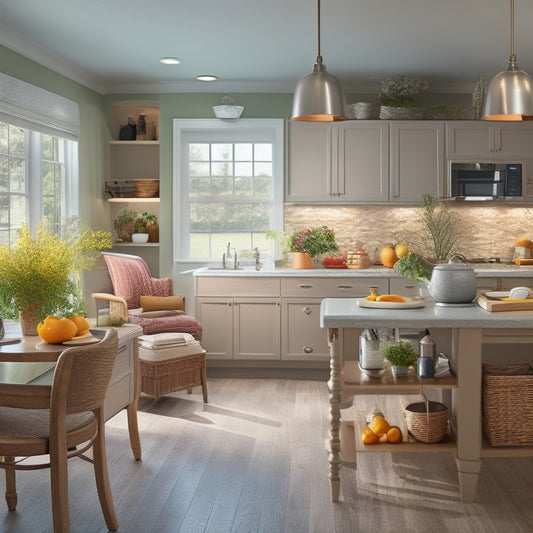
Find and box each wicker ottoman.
[138,335,208,402]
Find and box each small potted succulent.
[132,216,149,243]
[379,341,419,376]
[141,212,159,243]
[379,75,429,119]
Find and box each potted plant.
[113,208,137,242]
[379,341,419,376]
[132,216,149,243]
[141,212,159,243]
[289,226,339,269]
[379,75,429,119]
[0,218,113,334]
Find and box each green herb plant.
[379,341,419,367]
[289,226,339,258]
[379,75,429,108]
[394,253,435,284]
[420,194,458,261]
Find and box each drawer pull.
[298,284,314,289]
[303,306,312,315]
[303,346,314,354]
[337,285,354,290]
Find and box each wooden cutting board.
[477,294,533,312]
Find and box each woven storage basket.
[482,363,533,447]
[404,401,448,443]
[379,106,425,120]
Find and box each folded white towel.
[138,332,195,348]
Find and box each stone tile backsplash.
[284,204,533,263]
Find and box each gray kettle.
[428,263,477,304]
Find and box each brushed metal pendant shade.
[483,0,533,121]
[291,0,347,121]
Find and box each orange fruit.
[368,415,391,437]
[379,433,388,443]
[67,314,90,336]
[386,426,403,443]
[362,426,379,445]
[380,246,398,268]
[37,315,78,344]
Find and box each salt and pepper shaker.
[418,330,436,378]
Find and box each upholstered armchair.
[95,252,202,340]
[94,252,207,402]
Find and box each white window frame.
[172,118,284,263]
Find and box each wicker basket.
[404,401,448,443]
[482,363,533,447]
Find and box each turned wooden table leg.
[127,339,142,461]
[327,327,342,502]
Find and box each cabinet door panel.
[196,297,233,359]
[282,298,330,360]
[340,122,389,202]
[390,122,445,202]
[287,121,332,202]
[233,298,280,360]
[499,125,533,157]
[446,122,491,159]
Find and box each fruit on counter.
[66,314,90,336]
[380,246,398,268]
[376,294,406,303]
[394,243,409,258]
[37,315,78,344]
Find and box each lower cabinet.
[195,275,390,363]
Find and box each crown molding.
[0,23,106,94]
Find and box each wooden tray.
[514,258,533,265]
[477,294,533,312]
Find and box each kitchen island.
[320,298,533,503]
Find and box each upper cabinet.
[287,121,388,203]
[446,121,533,160]
[389,122,445,202]
[287,120,444,204]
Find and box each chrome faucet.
[253,247,262,271]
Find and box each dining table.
[0,322,144,460]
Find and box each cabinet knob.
[303,306,312,315]
[303,346,313,354]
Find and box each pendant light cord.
[317,0,321,59]
[510,0,515,56]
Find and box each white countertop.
[192,264,533,278]
[320,298,533,329]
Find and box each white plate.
[358,298,425,309]
[62,334,100,346]
[483,291,510,299]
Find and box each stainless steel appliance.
[448,162,522,200]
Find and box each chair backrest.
[103,252,172,309]
[50,328,119,414]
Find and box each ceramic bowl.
[132,233,149,243]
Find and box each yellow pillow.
[140,295,185,312]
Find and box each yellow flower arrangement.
[0,217,113,321]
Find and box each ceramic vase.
[19,303,41,336]
[292,252,314,269]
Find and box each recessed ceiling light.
[196,75,218,82]
[160,57,181,65]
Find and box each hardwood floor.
[2,376,533,532]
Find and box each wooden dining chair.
[0,328,120,532]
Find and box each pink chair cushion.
[128,308,202,335]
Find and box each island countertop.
[319,297,533,330]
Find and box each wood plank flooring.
[2,376,533,532]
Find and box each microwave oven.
[448,162,523,200]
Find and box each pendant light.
[291,0,347,121]
[483,0,533,121]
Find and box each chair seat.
[128,308,202,337]
[0,407,95,456]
